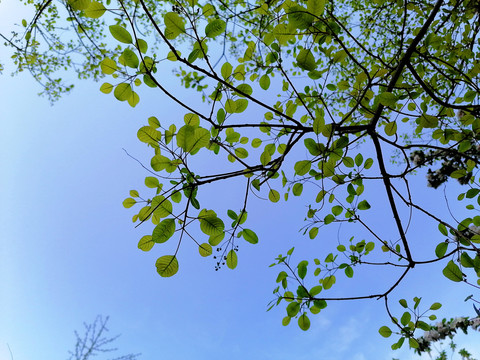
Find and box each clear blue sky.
[1,1,480,360]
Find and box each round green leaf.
[100,58,117,75]
[198,243,212,257]
[377,92,398,107]
[384,121,397,136]
[152,218,176,243]
[84,1,106,18]
[114,83,133,101]
[199,216,225,236]
[100,82,114,94]
[122,48,139,68]
[259,74,270,90]
[435,242,448,258]
[322,275,336,289]
[137,126,161,145]
[294,160,311,176]
[164,12,185,36]
[205,19,226,38]
[378,326,392,338]
[122,197,136,208]
[155,255,179,277]
[298,313,311,331]
[109,25,132,44]
[68,0,91,11]
[286,301,300,317]
[138,235,154,251]
[296,49,316,71]
[268,189,280,203]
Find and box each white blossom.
[451,317,467,329]
[469,317,480,330]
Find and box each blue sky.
[1,1,480,359]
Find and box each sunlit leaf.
[155,255,179,277]
[109,25,132,44]
[226,249,237,269]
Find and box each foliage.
[3,0,480,354]
[68,315,139,360]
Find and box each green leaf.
[199,215,225,236]
[109,25,132,44]
[205,19,226,38]
[155,255,179,277]
[84,1,106,18]
[152,218,176,243]
[137,126,161,146]
[435,242,448,258]
[286,301,300,317]
[114,83,133,102]
[128,91,140,108]
[164,12,185,35]
[417,321,430,331]
[438,223,448,236]
[235,83,253,97]
[399,299,408,308]
[409,338,419,349]
[221,62,232,79]
[135,39,148,54]
[198,243,212,257]
[176,125,196,152]
[304,138,321,156]
[307,0,325,16]
[385,121,397,136]
[322,275,335,289]
[287,5,313,29]
[242,229,258,244]
[226,249,238,269]
[259,75,270,90]
[377,92,398,107]
[442,260,463,282]
[145,176,159,188]
[364,158,374,169]
[292,183,303,196]
[294,160,311,176]
[68,0,91,11]
[122,48,139,68]
[138,235,154,251]
[282,316,291,326]
[268,189,280,203]
[430,302,442,310]
[122,198,136,208]
[298,313,311,331]
[418,114,439,128]
[130,190,139,197]
[209,232,224,246]
[460,252,475,268]
[357,200,371,210]
[400,311,411,326]
[344,266,353,278]
[313,116,324,135]
[297,260,308,279]
[100,82,114,94]
[100,58,117,75]
[296,49,316,71]
[378,326,392,338]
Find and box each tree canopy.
[3,0,480,354]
